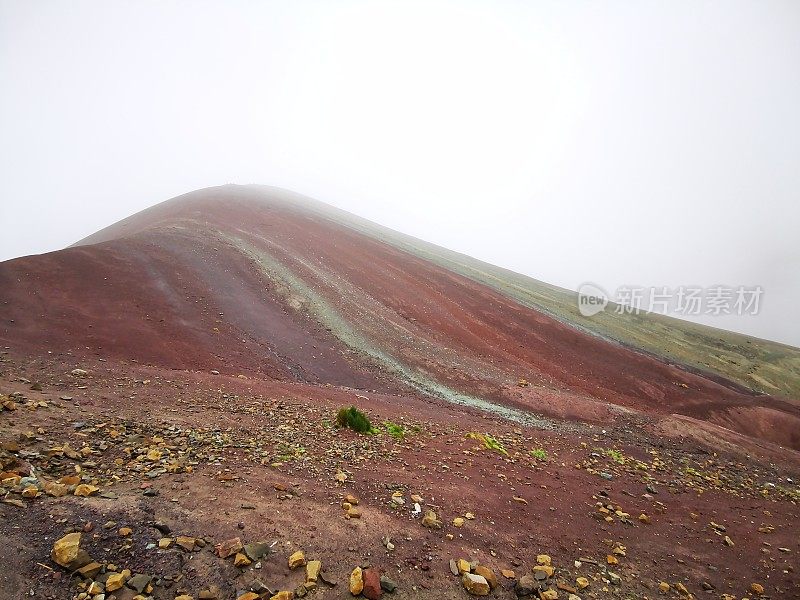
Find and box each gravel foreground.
[1,351,798,600]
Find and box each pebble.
[288,550,306,569]
[350,567,364,595]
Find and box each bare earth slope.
[0,185,798,600]
[1,185,798,447]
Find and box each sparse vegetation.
[383,421,406,440]
[274,442,306,462]
[467,432,509,456]
[335,406,373,433]
[606,449,626,464]
[530,448,548,461]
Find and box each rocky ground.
[1,350,799,600]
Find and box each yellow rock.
[606,554,618,565]
[237,593,260,600]
[1,474,22,487]
[344,493,359,505]
[306,559,321,582]
[234,552,252,567]
[658,581,671,593]
[175,596,194,600]
[341,501,352,510]
[288,550,306,569]
[176,536,196,551]
[453,517,465,527]
[501,569,515,579]
[269,592,292,600]
[540,590,558,600]
[158,538,172,549]
[422,510,442,529]
[77,561,102,579]
[74,484,98,497]
[462,573,491,596]
[119,527,132,536]
[146,449,162,461]
[639,513,651,524]
[750,583,764,595]
[537,554,552,566]
[44,482,69,497]
[675,582,691,596]
[473,565,497,589]
[347,507,361,518]
[350,567,364,595]
[576,577,590,589]
[105,572,127,592]
[21,486,38,498]
[51,532,82,567]
[458,558,471,574]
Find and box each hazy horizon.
[1,1,798,346]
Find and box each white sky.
[1,1,799,346]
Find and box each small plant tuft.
[530,448,548,461]
[336,406,373,434]
[383,421,406,440]
[467,432,509,456]
[606,449,626,464]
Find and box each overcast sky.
[1,1,798,346]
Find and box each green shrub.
[336,406,372,433]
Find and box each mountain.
[2,184,800,599]
[1,184,798,448]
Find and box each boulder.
[462,573,491,596]
[51,532,91,569]
[473,565,497,589]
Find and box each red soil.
[1,185,798,450]
[1,186,799,599]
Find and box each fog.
[1,1,798,346]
